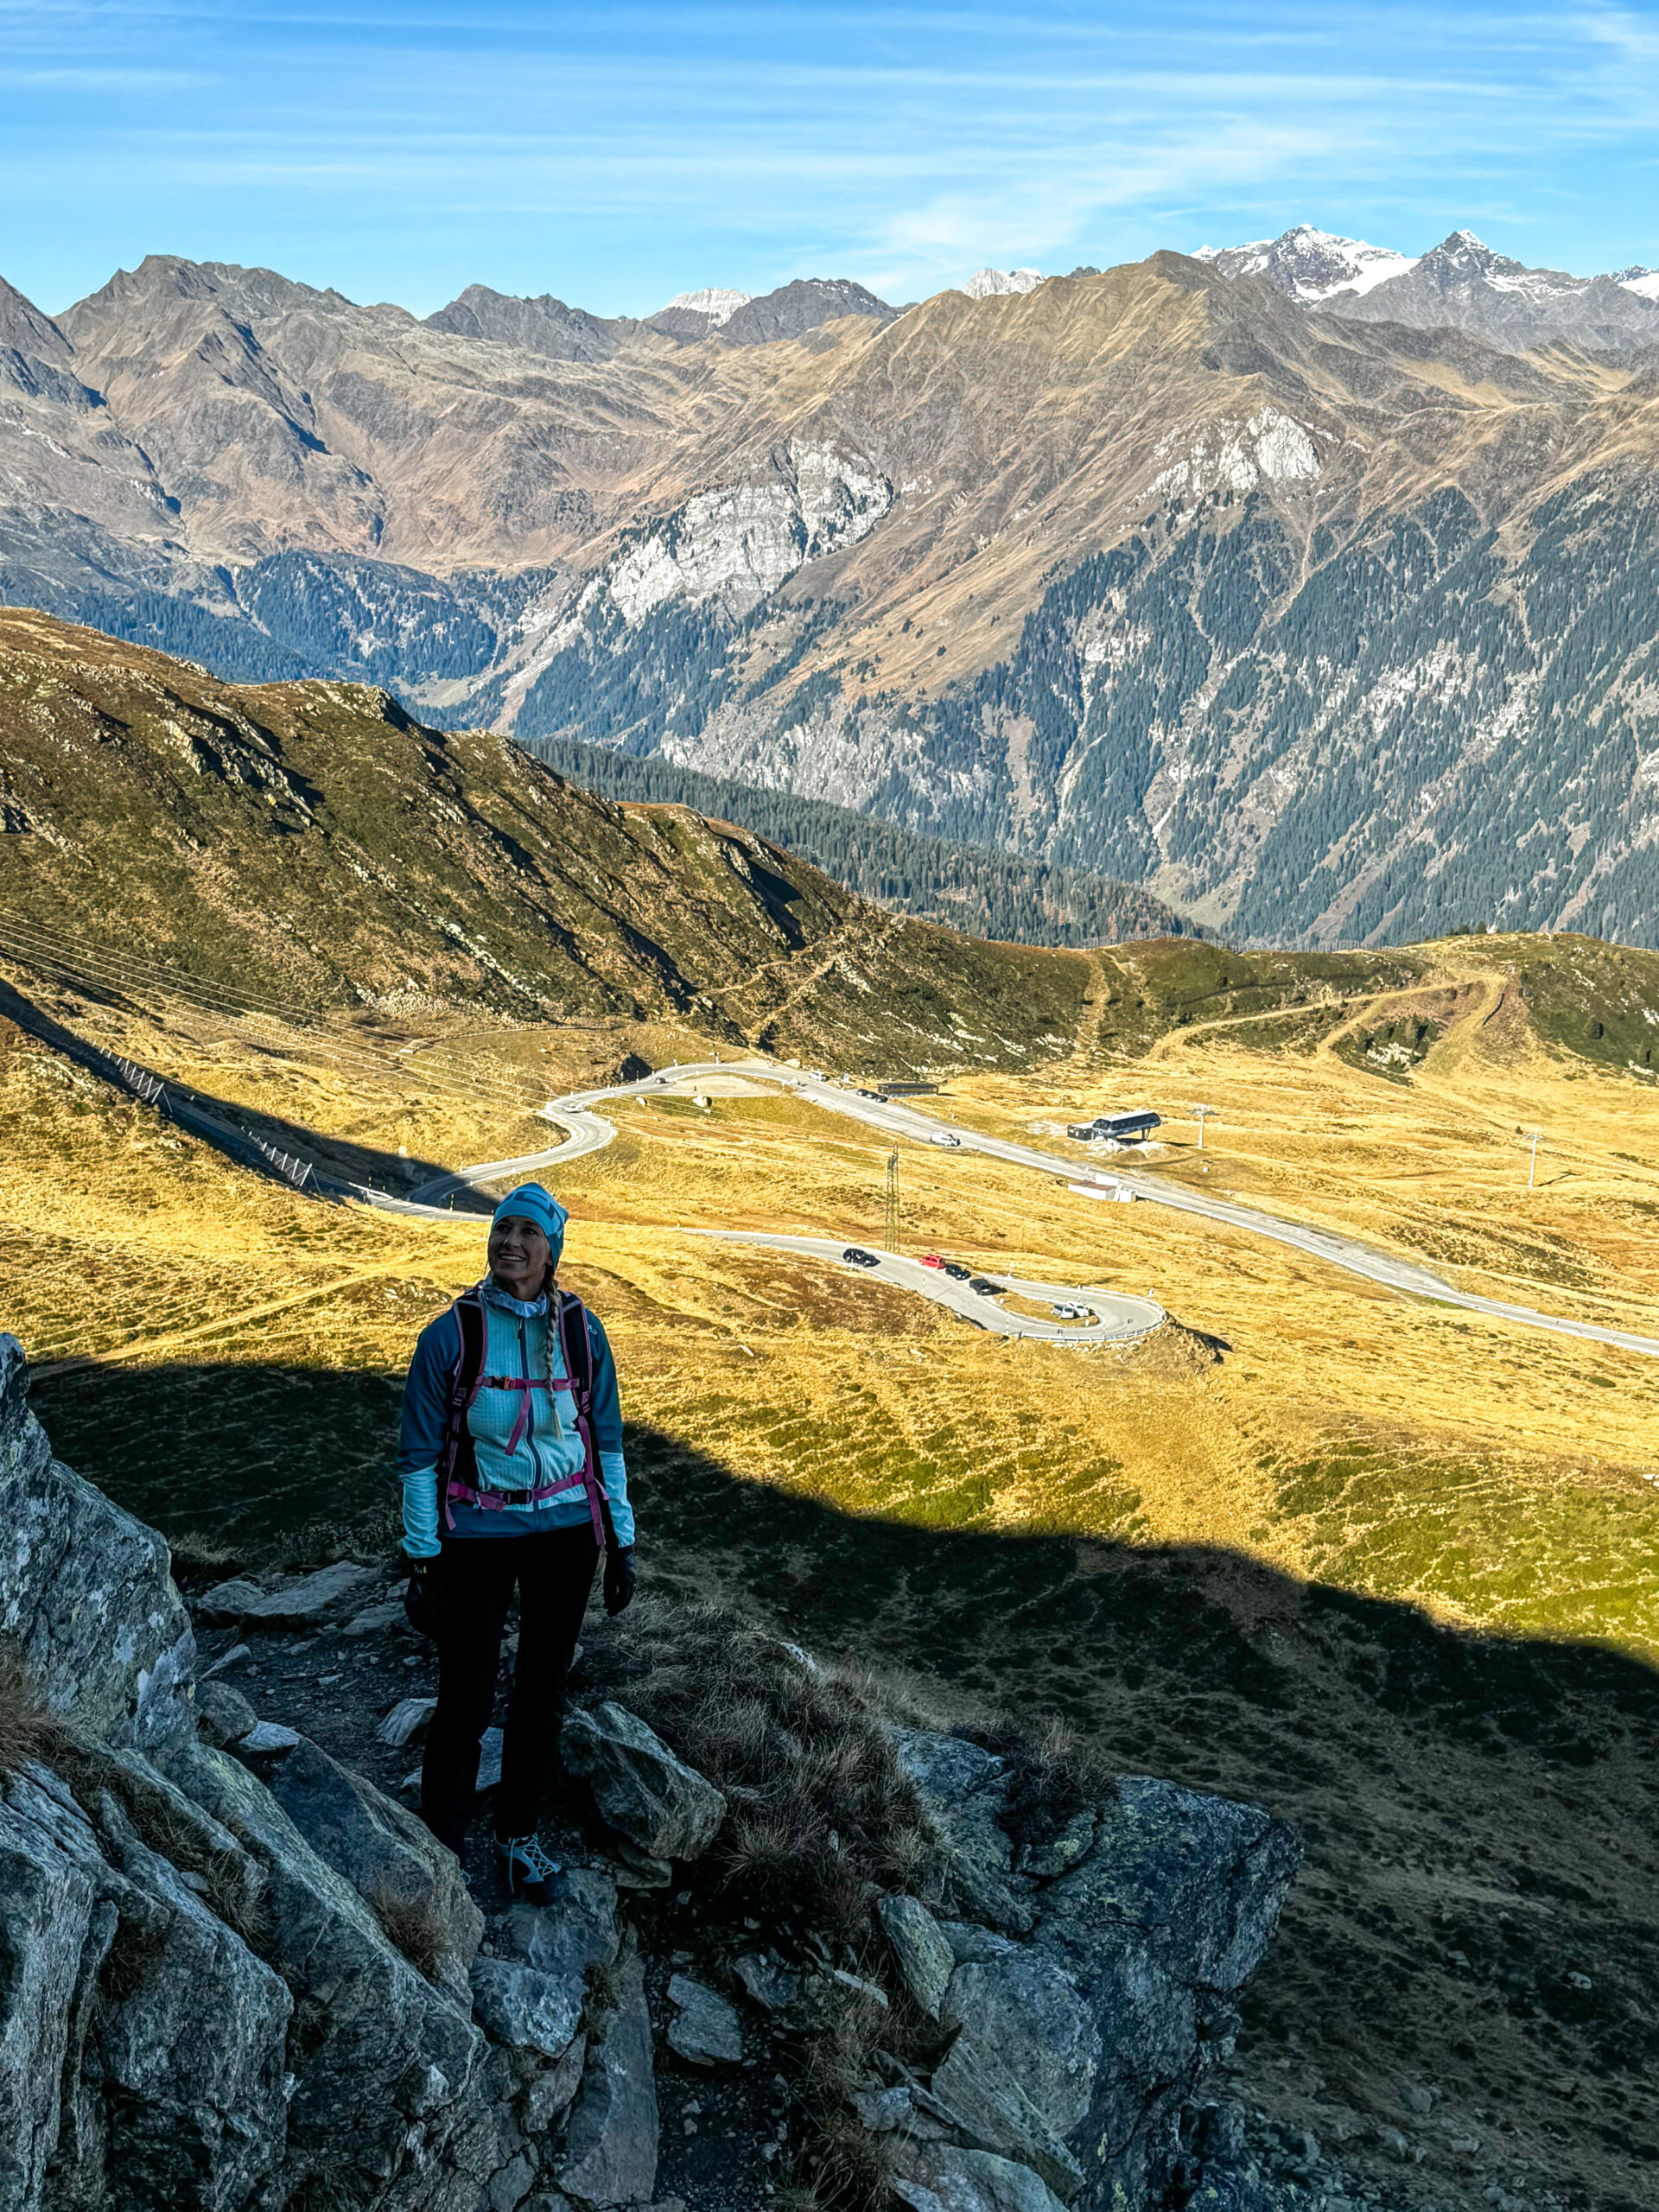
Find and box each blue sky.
[3,2,1658,317]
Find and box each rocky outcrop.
[0,1334,1302,2210]
[0,1336,193,1753]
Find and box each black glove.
[404,1559,442,1637]
[603,1545,637,1617]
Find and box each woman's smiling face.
[487,1213,552,1300]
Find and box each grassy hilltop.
[3,619,1659,2211]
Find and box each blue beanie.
[492,1183,568,1262]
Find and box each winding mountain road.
[404,1056,1659,1361]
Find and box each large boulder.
[159,1740,488,2202]
[561,1701,726,1860]
[0,1336,194,1751]
[877,1892,957,2018]
[0,1759,292,2212]
[1033,1777,1301,2209]
[263,1732,483,1972]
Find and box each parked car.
[919,1254,944,1270]
[969,1276,1004,1297]
[1051,1302,1085,1319]
[941,1262,970,1281]
[842,1246,881,1268]
[929,1131,962,1147]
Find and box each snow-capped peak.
[963,267,1044,299]
[1613,265,1659,301]
[1193,224,1416,303]
[657,288,751,325]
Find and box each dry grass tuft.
[0,1639,55,1777]
[365,1885,449,1979]
[583,1598,932,1948]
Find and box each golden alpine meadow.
[3,617,1658,2211]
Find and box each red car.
[919,1254,945,1270]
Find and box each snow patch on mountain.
[963,268,1044,299]
[1614,266,1659,301]
[1150,409,1320,498]
[657,288,751,325]
[1194,225,1415,302]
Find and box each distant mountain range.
[3,231,1658,951]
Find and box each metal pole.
[884,1151,899,1254]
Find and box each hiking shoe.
[494,1831,559,1904]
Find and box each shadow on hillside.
[24,1354,1659,2205]
[0,973,491,1208]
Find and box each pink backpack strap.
[557,1290,612,1553]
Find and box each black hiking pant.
[420,1525,599,1853]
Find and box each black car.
[940,1262,971,1281]
[842,1246,881,1268]
[969,1276,1005,1297]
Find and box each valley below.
[3,620,1658,2212]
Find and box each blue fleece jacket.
[395,1281,632,1557]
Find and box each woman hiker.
[395,1182,636,1901]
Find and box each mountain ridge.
[3,240,1659,950]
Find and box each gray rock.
[562,1700,727,1860]
[0,1759,291,2212]
[238,1719,302,1754]
[197,1560,373,1627]
[200,1641,250,1678]
[158,1740,486,2196]
[521,2033,587,2133]
[471,1956,586,2060]
[733,1950,800,2012]
[1020,1812,1096,1880]
[888,1728,1034,1934]
[1040,1777,1302,1992]
[194,1675,257,1748]
[478,1724,505,1793]
[502,1864,620,1982]
[939,1952,1101,2139]
[343,1598,410,1637]
[929,2034,1086,2199]
[379,1694,438,1748]
[557,1942,658,2205]
[474,1865,620,2063]
[894,2146,1071,2212]
[80,1783,295,2209]
[877,1893,956,2017]
[1024,1777,1301,2211]
[264,1732,484,1967]
[938,1920,1022,1966]
[666,1974,744,2064]
[731,1950,836,2031]
[0,1335,194,1751]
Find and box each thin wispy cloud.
[2,1,1656,314]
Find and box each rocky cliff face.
[0,1332,1303,2212]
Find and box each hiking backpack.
[434,1286,613,1548]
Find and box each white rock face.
[1150,408,1320,498]
[656,288,750,324]
[963,269,1044,299]
[1194,225,1415,302]
[1613,266,1659,300]
[606,439,892,624]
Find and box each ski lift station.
[1067,1110,1163,1144]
